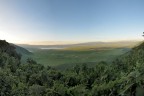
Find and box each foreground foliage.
[0,40,144,96]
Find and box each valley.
[30,48,129,69]
[18,41,139,69]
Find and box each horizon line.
[11,39,143,45]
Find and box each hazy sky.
[0,0,144,44]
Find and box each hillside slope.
[13,44,32,63]
[109,42,144,96]
[0,40,31,64]
[12,44,31,55]
[0,40,21,71]
[115,42,144,72]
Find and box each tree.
[29,84,46,96]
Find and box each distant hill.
[18,41,141,51]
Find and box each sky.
[0,0,144,44]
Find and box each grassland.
[29,47,130,69]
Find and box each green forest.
[0,40,144,96]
